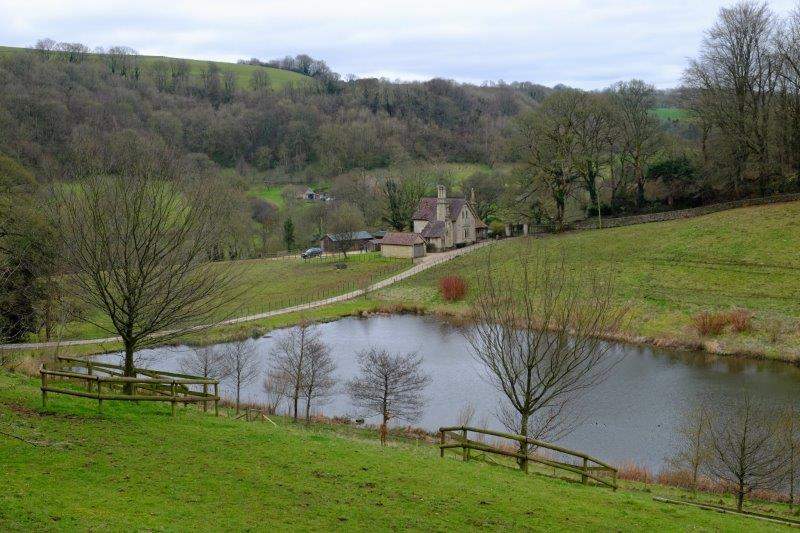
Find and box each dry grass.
[439,275,468,302]
[726,308,753,332]
[692,311,730,336]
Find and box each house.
[412,185,487,251]
[320,231,375,253]
[380,232,427,259]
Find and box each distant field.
[378,201,800,360]
[248,184,285,207]
[650,107,692,121]
[0,45,312,90]
[50,253,405,341]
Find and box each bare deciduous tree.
[263,368,291,415]
[346,348,430,445]
[180,346,228,380]
[463,247,626,467]
[269,321,332,422]
[326,201,365,260]
[55,175,243,393]
[669,403,713,493]
[704,395,787,511]
[222,339,260,415]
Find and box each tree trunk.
[235,380,241,415]
[380,412,388,446]
[737,486,744,512]
[518,413,529,472]
[305,396,311,424]
[123,341,135,394]
[292,392,299,422]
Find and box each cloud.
[0,0,797,88]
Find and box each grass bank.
[0,371,786,531]
[50,253,406,341]
[376,201,800,362]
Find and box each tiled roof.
[420,220,446,238]
[381,232,426,246]
[412,197,467,222]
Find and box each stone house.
[380,232,427,259]
[412,185,487,251]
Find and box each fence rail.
[40,356,220,416]
[438,425,618,490]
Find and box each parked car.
[301,247,323,259]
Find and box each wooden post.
[87,361,93,392]
[41,366,48,408]
[462,428,469,462]
[97,380,103,414]
[170,380,176,417]
[439,430,445,458]
[202,383,208,412]
[612,470,618,491]
[214,383,219,417]
[581,457,588,485]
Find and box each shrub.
[617,461,653,483]
[439,275,467,302]
[725,308,753,333]
[692,311,728,336]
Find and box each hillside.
[377,200,800,361]
[0,370,781,531]
[0,45,312,89]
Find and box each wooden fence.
[438,426,618,490]
[40,356,220,416]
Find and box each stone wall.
[568,193,800,231]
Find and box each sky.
[1,0,797,89]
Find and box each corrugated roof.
[326,231,373,242]
[381,232,425,246]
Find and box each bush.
[692,311,728,336]
[439,275,467,302]
[725,308,753,333]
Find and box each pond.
[111,314,800,471]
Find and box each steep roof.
[420,220,446,238]
[381,232,425,246]
[412,197,467,222]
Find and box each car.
[301,247,323,259]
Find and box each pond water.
[110,315,800,471]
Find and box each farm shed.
[380,232,426,259]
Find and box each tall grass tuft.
[439,275,467,302]
[692,311,728,336]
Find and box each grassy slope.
[378,201,800,360]
[0,45,311,90]
[247,184,285,207]
[0,371,780,531]
[56,253,406,341]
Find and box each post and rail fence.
[40,356,220,416]
[438,426,618,490]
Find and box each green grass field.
[0,46,312,90]
[52,253,405,341]
[247,184,286,207]
[0,370,785,531]
[377,201,800,361]
[650,107,692,121]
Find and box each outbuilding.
[380,232,427,259]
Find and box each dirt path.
[0,240,496,350]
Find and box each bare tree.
[609,79,661,208]
[222,339,260,414]
[54,175,243,393]
[180,346,228,380]
[300,338,336,423]
[346,348,430,445]
[463,247,626,467]
[669,403,713,493]
[704,395,787,511]
[269,320,329,422]
[781,404,800,509]
[263,368,291,415]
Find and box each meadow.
[0,370,785,531]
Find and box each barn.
[380,232,427,259]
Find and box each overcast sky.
[1,0,797,89]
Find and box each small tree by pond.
[269,320,334,422]
[463,247,626,467]
[668,403,713,494]
[222,339,260,415]
[180,346,229,381]
[346,348,430,445]
[704,395,787,512]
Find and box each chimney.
[470,187,476,205]
[436,185,447,222]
